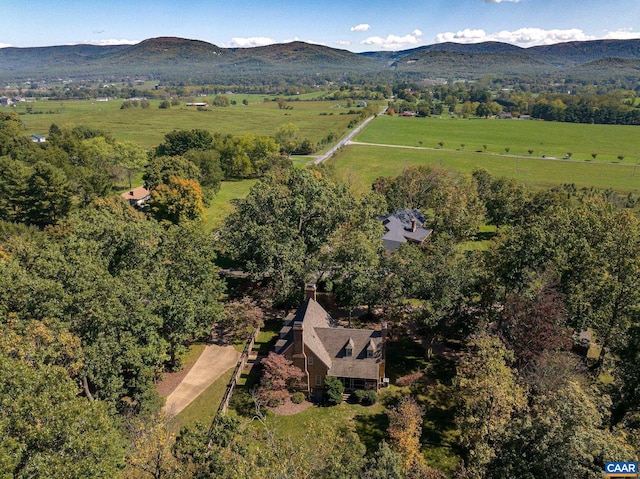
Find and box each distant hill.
[1,36,640,84]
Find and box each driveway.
[162,344,240,416]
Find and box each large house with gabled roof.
[275,284,387,398]
[380,208,433,252]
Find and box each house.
[275,284,387,398]
[0,96,13,107]
[120,186,151,208]
[380,209,433,252]
[30,134,46,143]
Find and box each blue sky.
[1,0,639,51]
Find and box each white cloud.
[0,43,12,48]
[78,39,139,46]
[361,29,423,50]
[223,36,276,48]
[603,29,640,40]
[335,40,351,46]
[485,0,521,3]
[435,27,600,47]
[351,23,371,32]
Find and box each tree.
[362,441,403,479]
[324,375,344,405]
[155,129,214,157]
[152,223,226,369]
[387,395,425,474]
[114,141,148,189]
[222,167,355,304]
[149,176,205,224]
[23,161,72,227]
[143,155,201,190]
[323,223,384,320]
[222,296,264,342]
[0,356,124,478]
[454,332,526,477]
[274,123,300,158]
[498,285,572,369]
[489,352,635,479]
[259,352,305,406]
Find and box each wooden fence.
[215,327,260,418]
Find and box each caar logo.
[605,462,638,478]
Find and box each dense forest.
[0,105,639,478]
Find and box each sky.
[1,0,639,52]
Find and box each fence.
[214,327,260,419]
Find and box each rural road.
[312,107,387,165]
[162,344,239,416]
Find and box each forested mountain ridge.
[1,36,640,83]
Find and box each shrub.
[324,376,344,405]
[291,392,305,404]
[361,390,378,406]
[352,389,366,404]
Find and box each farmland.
[12,95,380,150]
[355,114,640,165]
[321,114,640,195]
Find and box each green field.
[204,179,257,230]
[356,115,640,164]
[328,144,640,194]
[13,97,380,150]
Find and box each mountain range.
[1,36,640,84]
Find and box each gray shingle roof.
[381,208,433,252]
[276,298,384,380]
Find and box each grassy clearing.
[356,115,640,164]
[328,144,640,195]
[203,179,257,231]
[15,98,381,150]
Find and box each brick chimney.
[411,218,417,232]
[305,283,317,302]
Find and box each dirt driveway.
[162,344,240,416]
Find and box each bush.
[361,390,378,406]
[324,376,344,405]
[352,389,366,404]
[351,389,378,405]
[291,392,305,404]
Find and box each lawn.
[328,143,640,195]
[15,98,382,150]
[356,114,640,164]
[203,179,257,230]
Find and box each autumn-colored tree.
[259,352,305,406]
[499,285,572,369]
[125,412,181,479]
[149,176,205,224]
[387,395,425,473]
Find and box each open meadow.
[356,114,640,164]
[328,143,640,194]
[13,95,380,150]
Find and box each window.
[308,356,313,366]
[367,349,374,358]
[345,348,352,357]
[315,374,322,386]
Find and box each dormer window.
[366,339,376,358]
[345,338,354,357]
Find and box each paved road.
[311,107,387,165]
[162,344,240,416]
